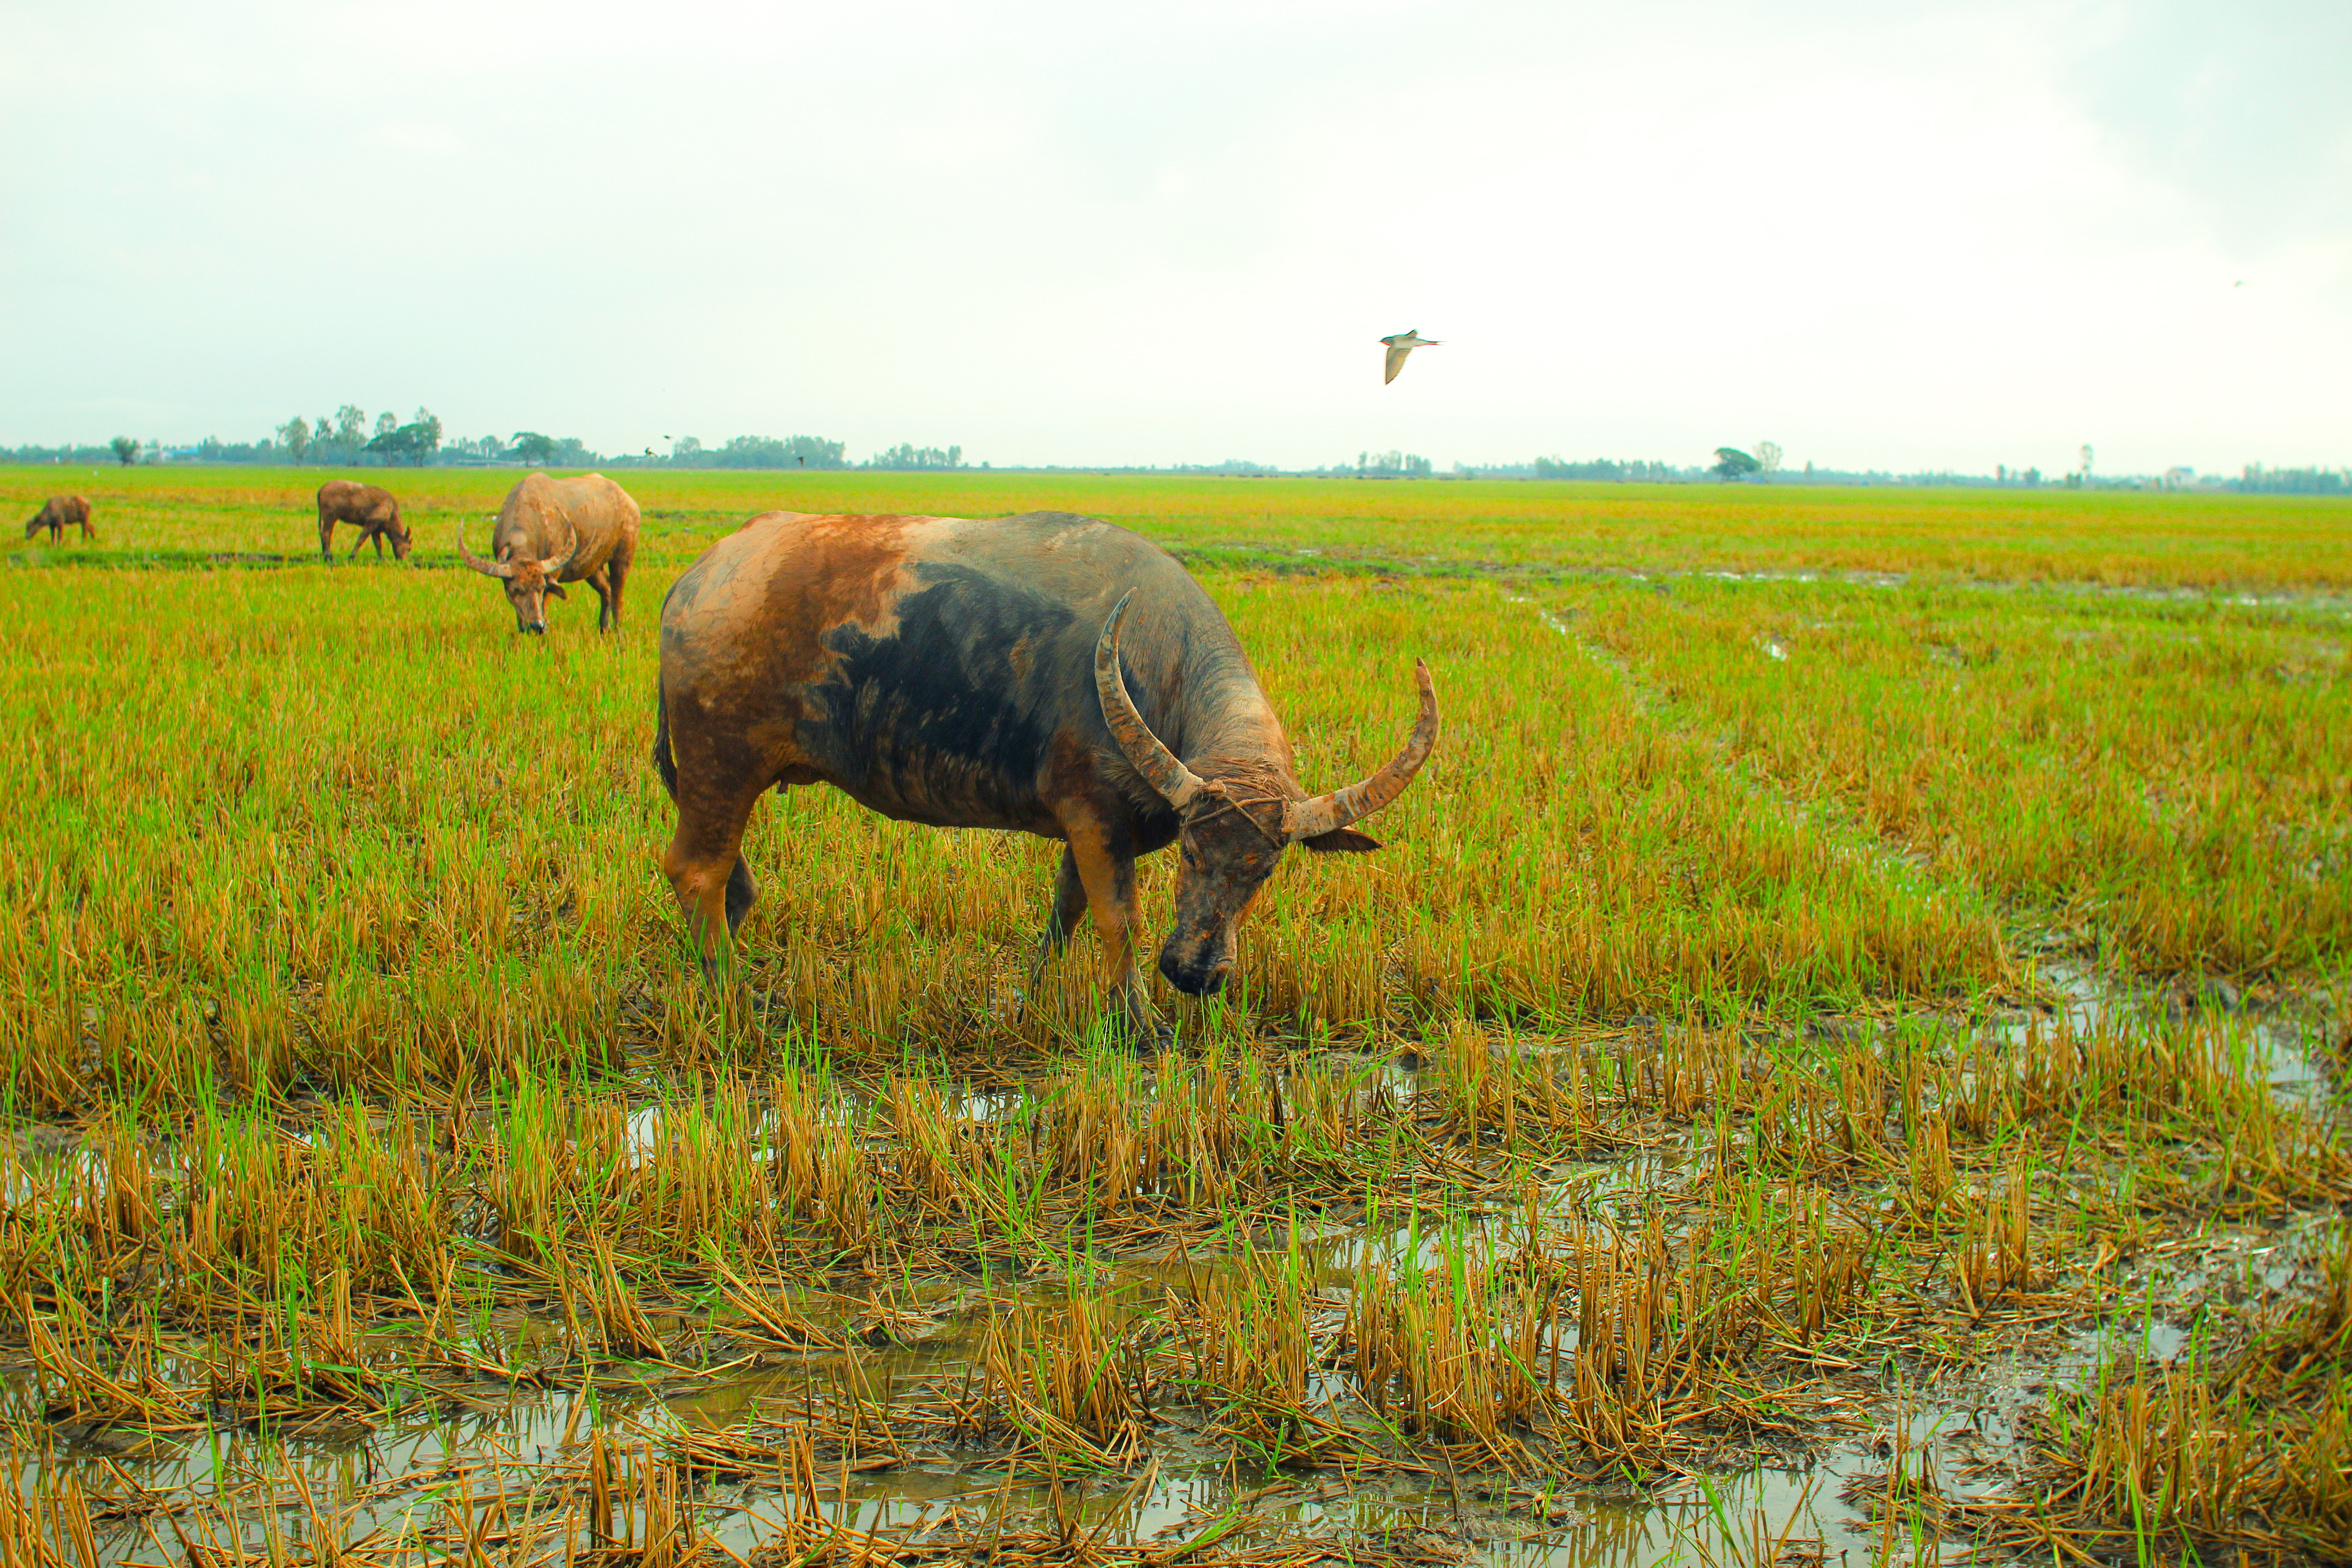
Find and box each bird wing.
[1384,342,1412,383]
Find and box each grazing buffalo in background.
[23,495,95,543]
[457,472,640,634]
[652,510,1439,1029]
[315,480,409,562]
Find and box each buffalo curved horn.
[1095,591,1207,809]
[1281,659,1440,841]
[455,526,516,578]
[539,515,580,576]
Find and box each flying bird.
[1381,329,1440,385]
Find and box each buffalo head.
[1095,592,1439,998]
[456,519,578,633]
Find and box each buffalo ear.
[1299,828,1383,854]
[544,582,567,599]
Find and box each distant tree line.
[657,436,968,471]
[1175,459,1284,476]
[2,422,2340,490]
[1352,450,1434,478]
[865,443,964,470]
[1534,457,1686,481]
[1450,456,1694,480]
[0,424,982,471]
[490,432,600,467]
[274,407,447,466]
[2236,465,2348,495]
[668,435,845,469]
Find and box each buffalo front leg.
[662,783,767,979]
[583,567,615,632]
[318,517,336,563]
[1036,845,1088,961]
[1058,811,1162,1040]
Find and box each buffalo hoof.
[694,952,746,991]
[1107,996,1173,1055]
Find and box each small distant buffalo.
[23,495,96,543]
[456,472,640,634]
[316,481,409,561]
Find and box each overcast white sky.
[2,0,2347,474]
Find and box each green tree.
[1535,456,1628,480]
[373,412,398,441]
[109,436,139,466]
[1754,440,1782,473]
[277,416,311,462]
[510,431,558,465]
[714,434,845,469]
[365,419,441,465]
[1711,446,1761,480]
[334,406,368,448]
[865,442,963,470]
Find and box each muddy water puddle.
[0,1156,2019,1564]
[4,1303,1994,1568]
[5,979,2344,1563]
[0,1207,2161,1564]
[1989,960,2338,1098]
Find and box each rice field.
[1,467,2348,1567]
[12,466,2352,591]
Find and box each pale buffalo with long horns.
[652,510,1438,1029]
[456,472,640,634]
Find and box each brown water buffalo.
[316,480,408,561]
[456,472,640,634]
[23,495,95,542]
[652,510,1439,1030]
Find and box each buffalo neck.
[1169,644,1304,800]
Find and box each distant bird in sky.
[2234,280,2246,288]
[1381,329,1440,385]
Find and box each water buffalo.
[23,495,95,543]
[316,480,408,561]
[652,510,1438,1029]
[456,472,640,634]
